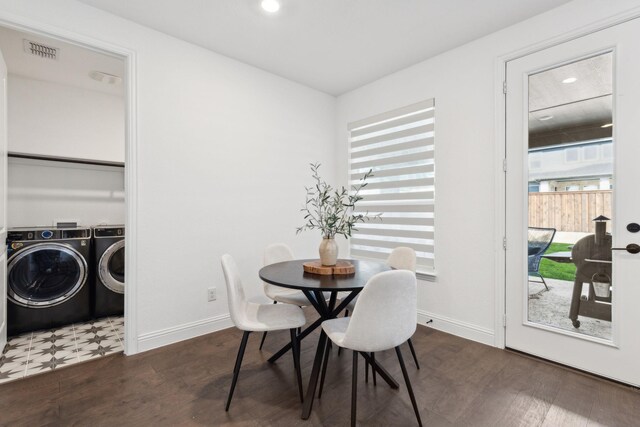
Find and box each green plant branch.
[296,163,380,239]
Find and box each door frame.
[0,13,139,355]
[493,7,640,349]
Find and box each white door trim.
[0,12,140,355]
[0,49,6,350]
[493,5,640,349]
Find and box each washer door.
[7,243,88,308]
[99,240,125,294]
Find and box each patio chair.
[528,227,556,291]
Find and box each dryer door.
[98,240,125,294]
[7,243,88,308]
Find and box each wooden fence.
[529,190,612,233]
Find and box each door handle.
[612,243,640,254]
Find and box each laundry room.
[0,25,126,383]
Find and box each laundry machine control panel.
[7,227,91,242]
[94,226,125,238]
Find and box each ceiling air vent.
[23,39,59,60]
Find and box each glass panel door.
[505,18,640,387]
[526,52,613,340]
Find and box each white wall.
[7,157,124,228]
[8,74,125,163]
[0,0,337,352]
[336,0,640,346]
[7,74,125,229]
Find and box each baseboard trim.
[136,311,494,353]
[137,314,233,353]
[417,309,495,347]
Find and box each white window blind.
[348,99,435,271]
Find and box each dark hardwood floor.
[1,316,638,426]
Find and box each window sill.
[416,270,437,282]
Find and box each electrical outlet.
[207,287,217,302]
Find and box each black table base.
[259,259,396,420]
[267,289,399,419]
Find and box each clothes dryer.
[7,227,92,336]
[92,225,124,318]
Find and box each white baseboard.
[135,311,494,354]
[417,309,495,347]
[137,314,233,353]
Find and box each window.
[565,147,579,162]
[583,145,598,160]
[348,99,435,272]
[529,153,541,170]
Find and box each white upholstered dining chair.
[258,243,309,350]
[259,243,332,350]
[221,254,306,411]
[321,270,422,426]
[386,246,417,271]
[263,243,309,306]
[344,246,420,371]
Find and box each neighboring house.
[528,138,613,192]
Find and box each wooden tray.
[303,260,355,276]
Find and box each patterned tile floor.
[0,316,124,384]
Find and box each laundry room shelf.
[8,152,125,168]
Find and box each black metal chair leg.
[351,350,358,427]
[290,328,304,403]
[318,342,332,398]
[259,301,277,350]
[338,310,349,357]
[407,338,420,369]
[395,346,423,427]
[259,332,268,350]
[371,352,377,386]
[365,358,369,383]
[225,331,251,411]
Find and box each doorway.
[504,18,640,386]
[0,20,137,382]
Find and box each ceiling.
[77,0,572,95]
[0,25,124,96]
[529,53,612,147]
[529,53,612,113]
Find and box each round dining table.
[259,258,398,420]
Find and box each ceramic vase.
[319,237,338,266]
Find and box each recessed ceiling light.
[261,0,280,13]
[601,123,613,128]
[539,115,554,121]
[562,77,578,84]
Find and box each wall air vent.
[23,39,59,60]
